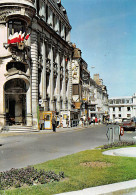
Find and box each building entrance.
[4,79,27,126]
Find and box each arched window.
[8,19,26,35]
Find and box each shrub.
[101,141,135,149]
[0,166,64,190]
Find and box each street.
[0,124,135,172]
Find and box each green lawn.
[1,148,136,195]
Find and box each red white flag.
[8,32,19,44]
[8,34,12,44]
[18,31,22,42]
[25,33,30,40]
[21,32,25,41]
[8,32,29,44]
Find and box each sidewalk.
[0,124,98,136]
[56,179,136,195]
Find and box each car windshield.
[132,117,136,122]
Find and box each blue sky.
[62,0,136,97]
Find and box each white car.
[113,118,122,124]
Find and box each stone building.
[72,46,90,120]
[109,94,136,121]
[0,0,73,129]
[89,74,109,121]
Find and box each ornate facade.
[72,46,91,119]
[89,74,109,121]
[0,0,73,129]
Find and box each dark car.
[120,117,136,131]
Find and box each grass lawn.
[1,147,136,195]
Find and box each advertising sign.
[72,60,79,84]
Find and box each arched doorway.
[4,79,28,126]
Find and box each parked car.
[113,118,122,124]
[120,117,136,131]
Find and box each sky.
[62,0,136,98]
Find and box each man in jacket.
[52,116,56,132]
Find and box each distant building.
[89,74,109,121]
[71,46,90,121]
[109,94,136,121]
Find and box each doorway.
[4,79,27,126]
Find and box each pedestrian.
[66,116,69,128]
[95,117,98,125]
[93,116,95,125]
[52,116,56,132]
[79,118,83,126]
[60,115,63,127]
[56,115,60,127]
[83,115,86,126]
[88,116,91,125]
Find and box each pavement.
[56,179,136,195]
[0,124,95,136]
[1,125,136,194]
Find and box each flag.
[8,32,19,44]
[18,31,22,42]
[25,33,30,40]
[8,34,12,44]
[21,32,25,41]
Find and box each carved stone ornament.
[0,6,35,22]
[0,7,21,22]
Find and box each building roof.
[109,96,132,99]
[49,0,71,28]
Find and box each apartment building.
[89,74,109,121]
[109,94,136,121]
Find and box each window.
[8,20,26,35]
[59,20,61,35]
[37,0,40,15]
[119,114,121,118]
[46,5,48,22]
[53,13,55,29]
[113,107,115,111]
[126,99,129,104]
[116,99,120,104]
[119,107,121,111]
[109,100,113,104]
[127,114,131,118]
[65,26,67,40]
[122,99,125,104]
[90,105,95,111]
[73,84,79,95]
[127,107,131,111]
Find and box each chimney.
[93,74,100,85]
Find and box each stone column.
[62,54,66,109]
[0,87,6,126]
[42,39,48,111]
[26,85,32,126]
[68,57,72,110]
[31,30,39,128]
[50,44,54,111]
[56,50,61,111]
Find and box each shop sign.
[74,102,81,109]
[72,61,79,84]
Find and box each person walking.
[52,116,56,132]
[95,117,98,125]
